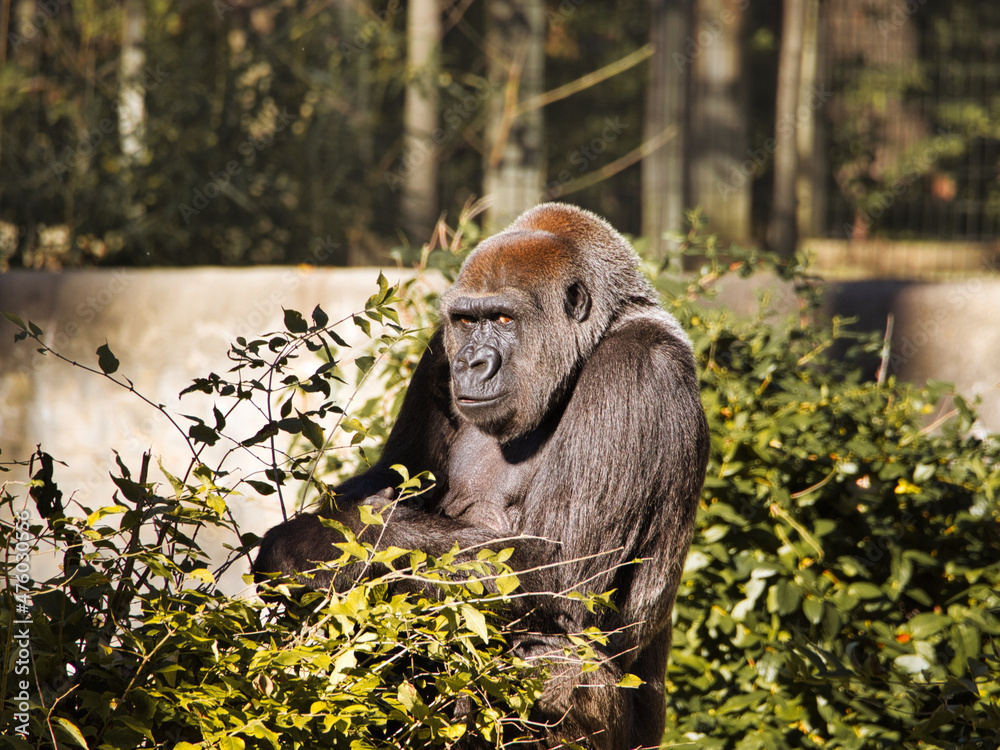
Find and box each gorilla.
[253,203,709,749]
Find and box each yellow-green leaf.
[187,568,215,585]
[460,604,489,642]
[496,573,520,596]
[86,505,127,527]
[617,673,645,688]
[52,717,89,748]
[358,503,384,526]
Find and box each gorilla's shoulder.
[572,307,700,396]
[605,307,693,354]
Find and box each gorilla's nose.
[455,344,502,383]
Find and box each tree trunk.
[642,0,692,261]
[794,0,825,239]
[118,0,147,220]
[688,0,749,244]
[119,0,147,167]
[483,0,545,231]
[401,0,441,244]
[767,0,807,255]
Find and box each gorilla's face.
[445,293,522,432]
[440,231,593,443]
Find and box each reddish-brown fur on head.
[455,230,575,295]
[452,203,659,332]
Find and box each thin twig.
[877,313,894,385]
[516,44,654,115]
[551,124,678,198]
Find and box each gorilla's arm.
[523,313,709,650]
[253,329,537,588]
[254,500,557,594]
[327,328,458,503]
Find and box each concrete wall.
[0,266,432,592]
[822,277,1000,432]
[2,268,997,589]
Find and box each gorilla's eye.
[495,314,514,325]
[457,316,476,327]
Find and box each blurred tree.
[401,0,441,243]
[794,0,825,239]
[0,0,995,268]
[483,0,545,230]
[767,0,806,255]
[118,0,148,223]
[642,0,691,259]
[688,0,751,244]
[824,0,1000,241]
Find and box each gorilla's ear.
[564,281,591,323]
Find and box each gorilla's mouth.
[455,394,506,407]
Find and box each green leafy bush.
[2,216,999,749]
[0,251,570,748]
[658,222,1000,749]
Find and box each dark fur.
[254,203,709,749]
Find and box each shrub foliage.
[2,222,999,748]
[658,225,1000,749]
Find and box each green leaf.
[617,673,644,688]
[327,328,349,347]
[358,504,384,526]
[242,421,279,447]
[848,582,884,600]
[111,474,147,504]
[187,568,215,585]
[86,505,127,527]
[115,715,154,741]
[355,355,375,375]
[904,612,951,640]
[460,604,489,642]
[207,495,226,516]
[2,311,27,330]
[298,411,324,450]
[496,573,520,596]
[96,342,119,374]
[767,578,802,615]
[398,681,420,712]
[157,459,185,498]
[283,308,308,333]
[246,479,277,496]
[51,717,89,748]
[803,596,824,625]
[353,314,371,336]
[312,304,329,328]
[189,423,220,446]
